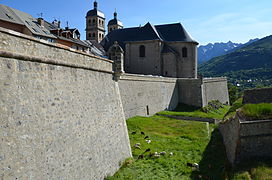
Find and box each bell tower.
[108,10,123,33]
[86,1,105,43]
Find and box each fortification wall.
[243,88,272,104]
[178,78,203,107]
[239,120,272,161]
[0,28,131,180]
[202,77,230,106]
[219,118,241,164]
[220,114,272,164]
[118,74,179,119]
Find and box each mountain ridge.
[198,39,259,64]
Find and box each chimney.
[52,20,61,28]
[37,18,44,27]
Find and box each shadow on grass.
[229,158,272,179]
[190,128,230,180]
[173,103,200,112]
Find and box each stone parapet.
[0,27,113,73]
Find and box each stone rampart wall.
[220,116,272,165]
[178,78,203,107]
[243,88,272,104]
[219,118,241,164]
[118,74,179,119]
[202,77,230,106]
[0,28,131,180]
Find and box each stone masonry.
[0,27,230,179]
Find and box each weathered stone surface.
[243,88,272,104]
[220,113,272,165]
[0,29,131,180]
[119,74,179,119]
[0,28,230,179]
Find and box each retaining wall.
[220,113,272,164]
[243,87,272,104]
[0,28,131,180]
[119,74,179,119]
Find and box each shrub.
[202,100,224,113]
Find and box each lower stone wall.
[219,118,241,164]
[243,88,272,104]
[220,116,272,165]
[0,29,131,180]
[239,120,272,161]
[202,78,230,106]
[118,74,179,119]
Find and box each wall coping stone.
[120,73,177,83]
[0,50,114,74]
[0,27,112,63]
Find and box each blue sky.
[1,0,272,45]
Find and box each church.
[86,1,198,78]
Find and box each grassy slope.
[158,104,230,120]
[107,115,228,180]
[241,103,272,120]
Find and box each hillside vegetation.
[199,35,272,90]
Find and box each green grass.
[231,160,272,180]
[106,107,272,180]
[223,98,243,120]
[241,103,272,120]
[106,115,229,180]
[158,103,230,120]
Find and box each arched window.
[182,47,188,58]
[88,33,91,38]
[92,19,96,24]
[110,28,112,32]
[92,33,95,37]
[139,45,145,57]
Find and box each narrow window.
[88,19,91,24]
[110,28,112,32]
[146,106,150,116]
[88,33,91,38]
[93,19,96,24]
[182,47,188,58]
[139,45,145,57]
[93,33,95,37]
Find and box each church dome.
[86,1,105,18]
[108,12,123,26]
[86,9,105,18]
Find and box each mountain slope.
[199,35,272,88]
[198,39,259,64]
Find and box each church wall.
[167,42,197,78]
[162,53,177,77]
[118,74,179,119]
[0,28,131,180]
[125,40,162,76]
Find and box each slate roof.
[101,22,198,51]
[0,4,56,39]
[0,4,24,25]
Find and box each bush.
[202,100,224,113]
